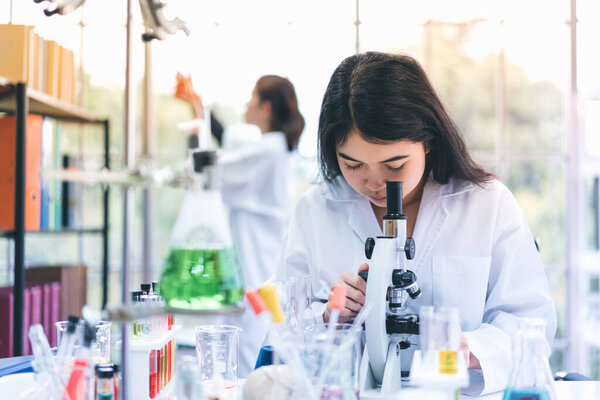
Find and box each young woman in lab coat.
[177,74,305,376]
[278,52,556,395]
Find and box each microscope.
[358,181,421,399]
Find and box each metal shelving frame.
[0,80,110,356]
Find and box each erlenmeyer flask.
[159,151,245,311]
[503,318,556,400]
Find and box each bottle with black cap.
[96,364,115,399]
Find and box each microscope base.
[359,341,404,399]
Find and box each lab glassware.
[196,325,241,391]
[300,322,361,399]
[159,186,245,311]
[96,366,115,400]
[176,355,204,400]
[56,320,112,364]
[502,318,556,400]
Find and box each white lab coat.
[278,173,556,395]
[217,130,296,377]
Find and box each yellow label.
[439,351,458,374]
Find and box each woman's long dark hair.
[255,75,305,151]
[318,52,493,185]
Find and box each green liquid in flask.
[159,247,245,310]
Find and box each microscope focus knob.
[358,270,368,282]
[404,237,415,260]
[365,237,376,259]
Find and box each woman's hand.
[460,330,481,369]
[175,72,204,118]
[324,263,369,323]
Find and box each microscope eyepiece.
[384,181,403,219]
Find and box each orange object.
[0,24,34,84]
[0,114,43,232]
[64,359,88,400]
[246,290,268,315]
[329,285,347,311]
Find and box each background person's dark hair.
[255,75,305,151]
[318,52,493,185]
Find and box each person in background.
[278,52,556,395]
[175,73,305,377]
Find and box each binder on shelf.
[0,287,14,358]
[0,114,43,232]
[61,154,77,228]
[41,283,52,345]
[50,282,60,347]
[46,40,61,98]
[0,24,33,84]
[27,285,42,356]
[40,118,54,230]
[52,121,62,229]
[58,46,75,104]
[22,286,31,356]
[25,265,87,321]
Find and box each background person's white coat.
[278,173,557,395]
[218,129,296,377]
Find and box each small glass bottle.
[176,355,204,400]
[503,318,556,400]
[436,307,460,375]
[96,366,115,400]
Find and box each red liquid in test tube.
[149,350,157,399]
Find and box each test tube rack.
[123,325,180,400]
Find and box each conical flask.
[159,154,245,311]
[503,318,557,400]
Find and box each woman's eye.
[386,164,405,173]
[344,163,363,171]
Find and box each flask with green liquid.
[159,150,245,311]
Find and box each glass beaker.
[273,275,317,332]
[503,318,556,400]
[160,181,245,311]
[196,325,241,391]
[56,320,111,364]
[299,322,361,399]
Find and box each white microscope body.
[359,182,420,400]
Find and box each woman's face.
[244,88,270,132]
[336,129,428,209]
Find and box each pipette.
[25,324,69,400]
[325,285,347,345]
[56,316,80,384]
[256,284,318,399]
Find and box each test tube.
[149,350,158,399]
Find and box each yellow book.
[38,36,47,93]
[58,46,74,103]
[0,24,33,83]
[31,32,39,90]
[46,40,60,98]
